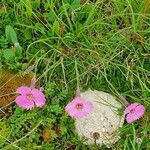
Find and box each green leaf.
[16,45,23,57]
[35,0,40,6]
[24,0,33,17]
[52,20,60,35]
[5,25,18,44]
[0,61,2,69]
[44,11,56,22]
[24,28,32,40]
[34,23,45,34]
[3,49,15,61]
[50,105,62,115]
[34,0,41,8]
[71,0,80,10]
[60,126,67,135]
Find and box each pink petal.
[65,97,82,114]
[65,102,75,115]
[65,104,85,119]
[124,103,139,114]
[83,100,93,113]
[16,86,31,95]
[126,105,145,123]
[126,112,142,123]
[73,100,93,118]
[15,95,34,110]
[31,89,46,107]
[65,97,93,119]
[73,110,90,118]
[135,105,145,118]
[126,113,135,123]
[65,107,78,118]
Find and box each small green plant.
[0,0,150,149]
[0,121,11,148]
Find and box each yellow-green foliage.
[0,121,11,147]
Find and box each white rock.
[75,90,124,147]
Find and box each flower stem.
[76,86,81,97]
[119,95,130,106]
[30,75,36,89]
[75,60,81,97]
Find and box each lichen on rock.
[75,90,124,147]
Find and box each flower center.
[75,103,84,110]
[130,108,135,114]
[26,93,34,101]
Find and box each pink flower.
[124,103,145,123]
[15,86,46,110]
[65,97,93,119]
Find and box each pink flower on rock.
[124,103,145,123]
[15,86,46,110]
[65,97,93,119]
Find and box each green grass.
[0,0,150,149]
